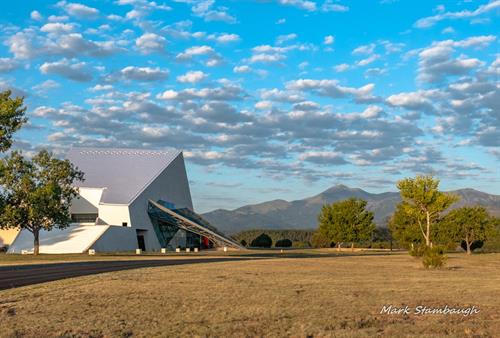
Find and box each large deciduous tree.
[396,175,458,247]
[317,198,375,251]
[443,206,498,255]
[0,90,27,152]
[0,150,84,254]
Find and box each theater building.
[6,147,242,254]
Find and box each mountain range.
[202,185,500,234]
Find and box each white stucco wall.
[98,204,131,227]
[91,226,137,252]
[70,187,104,214]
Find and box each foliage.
[234,229,315,247]
[396,175,459,247]
[310,231,334,248]
[422,246,447,269]
[460,240,483,252]
[0,90,27,152]
[250,233,272,248]
[275,238,292,248]
[317,198,376,249]
[240,239,247,247]
[0,150,84,254]
[441,206,498,255]
[409,244,428,257]
[388,203,425,247]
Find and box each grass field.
[1,251,499,337]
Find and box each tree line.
[314,175,499,268]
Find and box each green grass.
[1,251,499,337]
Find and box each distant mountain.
[202,185,500,234]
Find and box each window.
[122,222,128,227]
[71,213,98,223]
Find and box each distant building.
[6,147,242,254]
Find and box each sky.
[0,0,498,213]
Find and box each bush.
[240,239,247,247]
[422,246,447,269]
[409,244,427,257]
[275,238,292,248]
[460,240,483,252]
[310,232,333,248]
[250,233,272,248]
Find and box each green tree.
[250,233,272,248]
[275,238,292,248]
[0,150,84,255]
[318,198,376,251]
[388,203,425,247]
[396,175,458,247]
[443,206,498,255]
[0,90,27,152]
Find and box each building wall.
[128,153,194,251]
[0,228,19,248]
[70,187,104,214]
[91,226,137,252]
[98,204,131,227]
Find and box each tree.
[0,90,27,152]
[443,206,498,255]
[396,175,458,247]
[275,238,292,248]
[250,233,272,248]
[317,198,376,251]
[388,203,425,247]
[310,231,333,248]
[0,150,84,254]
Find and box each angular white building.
[7,147,242,254]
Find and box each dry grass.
[1,252,499,337]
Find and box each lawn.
[0,252,499,337]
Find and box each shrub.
[422,246,447,269]
[310,231,333,248]
[250,233,272,248]
[240,239,247,247]
[460,240,483,252]
[275,238,292,248]
[409,244,427,257]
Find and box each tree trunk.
[33,228,40,255]
[351,242,354,252]
[425,211,431,247]
[466,234,471,255]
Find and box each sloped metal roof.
[66,147,181,205]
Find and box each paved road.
[0,257,250,290]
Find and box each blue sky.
[0,0,499,212]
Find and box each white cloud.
[322,1,349,12]
[58,1,99,19]
[278,0,317,11]
[90,84,113,92]
[176,45,215,60]
[357,54,380,66]
[255,100,273,110]
[40,23,75,34]
[352,43,376,55]
[30,10,42,21]
[120,66,169,81]
[177,70,207,83]
[233,65,251,73]
[334,63,349,72]
[39,58,92,82]
[208,33,240,43]
[0,58,19,73]
[415,1,500,28]
[276,33,298,45]
[191,0,236,23]
[135,33,166,54]
[323,35,335,45]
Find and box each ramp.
[7,225,110,254]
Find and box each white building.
[6,147,242,254]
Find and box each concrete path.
[0,257,250,290]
